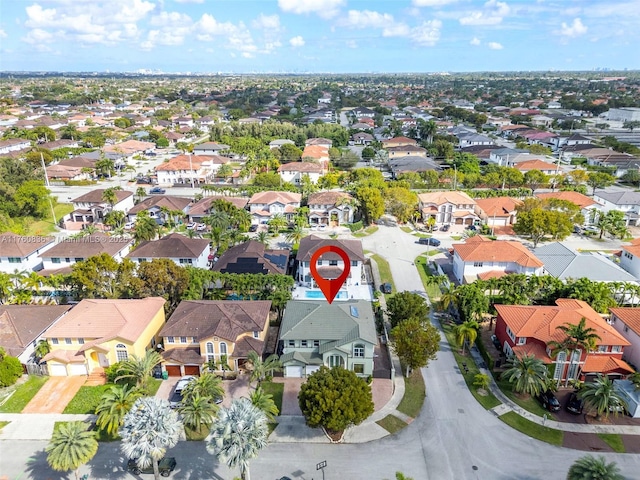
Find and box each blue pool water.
[304,290,349,300]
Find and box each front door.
[98,353,109,367]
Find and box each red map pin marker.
[309,245,351,304]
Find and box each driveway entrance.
[22,376,87,413]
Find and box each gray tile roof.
[296,235,365,262]
[595,191,640,206]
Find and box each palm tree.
[501,354,548,397]
[438,283,458,313]
[0,272,13,303]
[216,354,232,379]
[267,213,287,235]
[181,372,224,404]
[115,349,163,391]
[134,211,159,243]
[255,231,269,246]
[178,393,217,432]
[249,386,279,421]
[567,455,624,480]
[245,351,282,387]
[579,374,626,420]
[453,320,479,355]
[206,398,268,480]
[34,339,51,363]
[95,384,142,437]
[135,187,147,203]
[120,397,183,480]
[46,421,98,480]
[548,318,601,386]
[285,224,304,245]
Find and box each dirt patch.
[562,432,614,452]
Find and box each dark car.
[490,334,502,352]
[418,237,441,247]
[380,282,392,294]
[441,224,450,232]
[538,390,561,412]
[566,391,584,415]
[136,177,152,184]
[149,187,166,194]
[127,457,176,476]
[249,224,258,232]
[466,224,477,231]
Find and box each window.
[517,337,526,346]
[317,260,323,266]
[179,259,193,264]
[353,364,364,374]
[301,340,308,347]
[597,345,607,353]
[51,338,59,345]
[52,258,61,264]
[329,260,338,266]
[78,338,84,345]
[473,262,483,267]
[74,258,83,262]
[8,257,22,263]
[354,343,365,357]
[219,342,227,355]
[506,326,516,343]
[65,258,71,263]
[351,260,358,266]
[288,340,295,347]
[180,337,187,344]
[65,338,72,345]
[328,355,344,368]
[167,336,175,344]
[313,340,320,348]
[116,343,128,362]
[624,325,629,333]
[612,345,622,353]
[206,342,215,363]
[253,331,260,339]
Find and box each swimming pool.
[304,290,349,300]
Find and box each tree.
[178,394,217,432]
[46,421,98,480]
[115,349,163,392]
[567,455,624,480]
[134,210,159,242]
[501,354,548,397]
[587,172,615,195]
[597,210,627,239]
[298,366,374,436]
[136,258,190,311]
[453,320,479,355]
[285,224,304,245]
[548,317,601,386]
[354,186,385,225]
[386,291,430,328]
[245,351,282,387]
[14,181,51,218]
[95,157,115,178]
[578,374,626,420]
[384,187,417,224]
[120,397,183,480]
[249,386,279,421]
[0,351,23,386]
[181,372,225,404]
[206,398,268,480]
[277,143,303,163]
[34,339,51,363]
[95,384,142,437]
[390,318,440,376]
[523,170,548,194]
[101,187,120,209]
[267,213,287,235]
[623,120,640,132]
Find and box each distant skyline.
[1,0,639,73]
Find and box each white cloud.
[150,11,192,27]
[252,14,281,31]
[382,23,411,38]
[289,35,305,47]
[0,29,7,38]
[459,0,510,26]
[470,37,481,45]
[488,41,503,49]
[343,10,394,29]
[278,0,345,19]
[194,14,257,55]
[560,18,588,38]
[413,0,458,6]
[412,20,442,46]
[23,28,54,45]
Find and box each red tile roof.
[582,356,634,375]
[610,308,640,336]
[453,238,544,268]
[536,191,598,209]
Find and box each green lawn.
[499,411,564,446]
[146,378,162,396]
[450,235,463,241]
[376,414,408,434]
[28,203,74,235]
[415,256,442,301]
[0,376,49,413]
[400,226,412,233]
[259,381,284,413]
[495,379,549,417]
[63,385,113,414]
[396,370,426,418]
[597,433,625,453]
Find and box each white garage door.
[49,364,67,376]
[285,366,303,378]
[305,366,320,375]
[69,364,88,376]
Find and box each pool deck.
[293,284,373,301]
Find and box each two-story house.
[279,299,377,378]
[213,240,289,275]
[536,191,603,226]
[609,308,640,370]
[381,136,417,149]
[65,189,134,230]
[495,299,633,383]
[386,144,427,159]
[452,236,544,284]
[188,196,249,224]
[417,191,478,226]
[296,235,365,289]
[593,191,640,226]
[158,300,271,376]
[621,238,640,279]
[0,233,56,273]
[277,162,326,185]
[247,191,302,225]
[127,233,211,269]
[192,142,231,156]
[155,154,228,186]
[307,191,355,226]
[126,196,192,226]
[474,197,522,228]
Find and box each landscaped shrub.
[0,355,24,387]
[347,221,363,232]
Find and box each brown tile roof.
[384,136,417,145]
[44,297,166,344]
[213,240,289,275]
[453,238,543,268]
[233,336,265,357]
[610,308,640,336]
[72,189,133,204]
[189,196,249,217]
[475,197,522,218]
[477,270,509,281]
[0,233,55,258]
[307,191,354,206]
[536,191,598,209]
[248,191,302,206]
[582,355,634,375]
[495,299,630,347]
[128,233,209,259]
[41,233,132,259]
[128,196,191,214]
[386,145,427,153]
[278,162,324,173]
[296,235,365,262]
[305,138,332,146]
[0,305,71,357]
[417,191,476,206]
[159,300,271,343]
[512,342,552,362]
[58,157,97,169]
[161,347,204,364]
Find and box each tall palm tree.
[285,225,304,245]
[438,283,458,313]
[0,272,13,303]
[501,354,548,397]
[206,398,268,480]
[567,455,624,480]
[120,397,183,480]
[245,351,282,387]
[453,320,479,355]
[134,211,159,243]
[548,318,601,386]
[181,372,224,404]
[115,349,162,391]
[255,231,269,246]
[267,213,287,236]
[178,393,217,432]
[578,374,626,420]
[34,339,51,363]
[95,384,142,437]
[46,421,98,480]
[249,386,279,421]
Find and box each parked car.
[249,224,258,232]
[380,282,392,294]
[490,334,502,352]
[573,225,582,234]
[466,224,477,231]
[124,222,134,230]
[566,391,584,415]
[196,223,207,232]
[318,224,327,231]
[186,222,196,230]
[441,224,450,232]
[169,376,195,409]
[583,225,599,235]
[418,237,441,247]
[537,390,561,412]
[136,177,152,184]
[127,457,176,476]
[149,187,166,194]
[174,376,194,393]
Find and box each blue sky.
[1,0,639,73]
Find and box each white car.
[124,222,134,230]
[196,223,207,232]
[186,222,196,230]
[318,224,327,231]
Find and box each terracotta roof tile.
[248,191,302,206]
[296,235,365,262]
[475,197,522,218]
[536,191,597,209]
[417,191,476,206]
[610,308,640,336]
[582,356,634,374]
[453,238,543,268]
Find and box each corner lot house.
[127,233,211,269]
[42,297,166,376]
[279,299,377,378]
[0,233,55,273]
[158,300,271,376]
[65,189,134,230]
[296,235,365,288]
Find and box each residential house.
[351,107,376,119]
[46,164,88,182]
[487,147,530,166]
[386,144,427,159]
[474,197,522,228]
[307,191,355,226]
[158,300,271,376]
[388,156,440,178]
[188,196,249,224]
[103,140,155,161]
[593,191,640,225]
[0,233,55,273]
[350,132,374,145]
[0,305,71,366]
[513,159,558,175]
[42,297,166,376]
[417,191,478,226]
[301,145,330,166]
[126,196,192,225]
[279,299,377,378]
[456,132,494,148]
[452,236,544,284]
[193,142,231,156]
[382,136,417,149]
[296,235,365,288]
[620,239,640,279]
[127,233,211,269]
[305,138,333,148]
[39,233,133,274]
[247,191,302,225]
[155,154,228,186]
[65,189,134,230]
[609,308,640,370]
[277,162,326,185]
[536,191,603,225]
[213,240,289,275]
[0,139,31,155]
[269,139,296,149]
[494,299,633,383]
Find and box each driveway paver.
[22,376,86,414]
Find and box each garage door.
[184,365,201,376]
[305,366,320,376]
[165,365,181,377]
[49,364,67,376]
[285,366,303,378]
[69,364,88,376]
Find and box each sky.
[1,0,639,73]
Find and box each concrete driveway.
[22,376,86,414]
